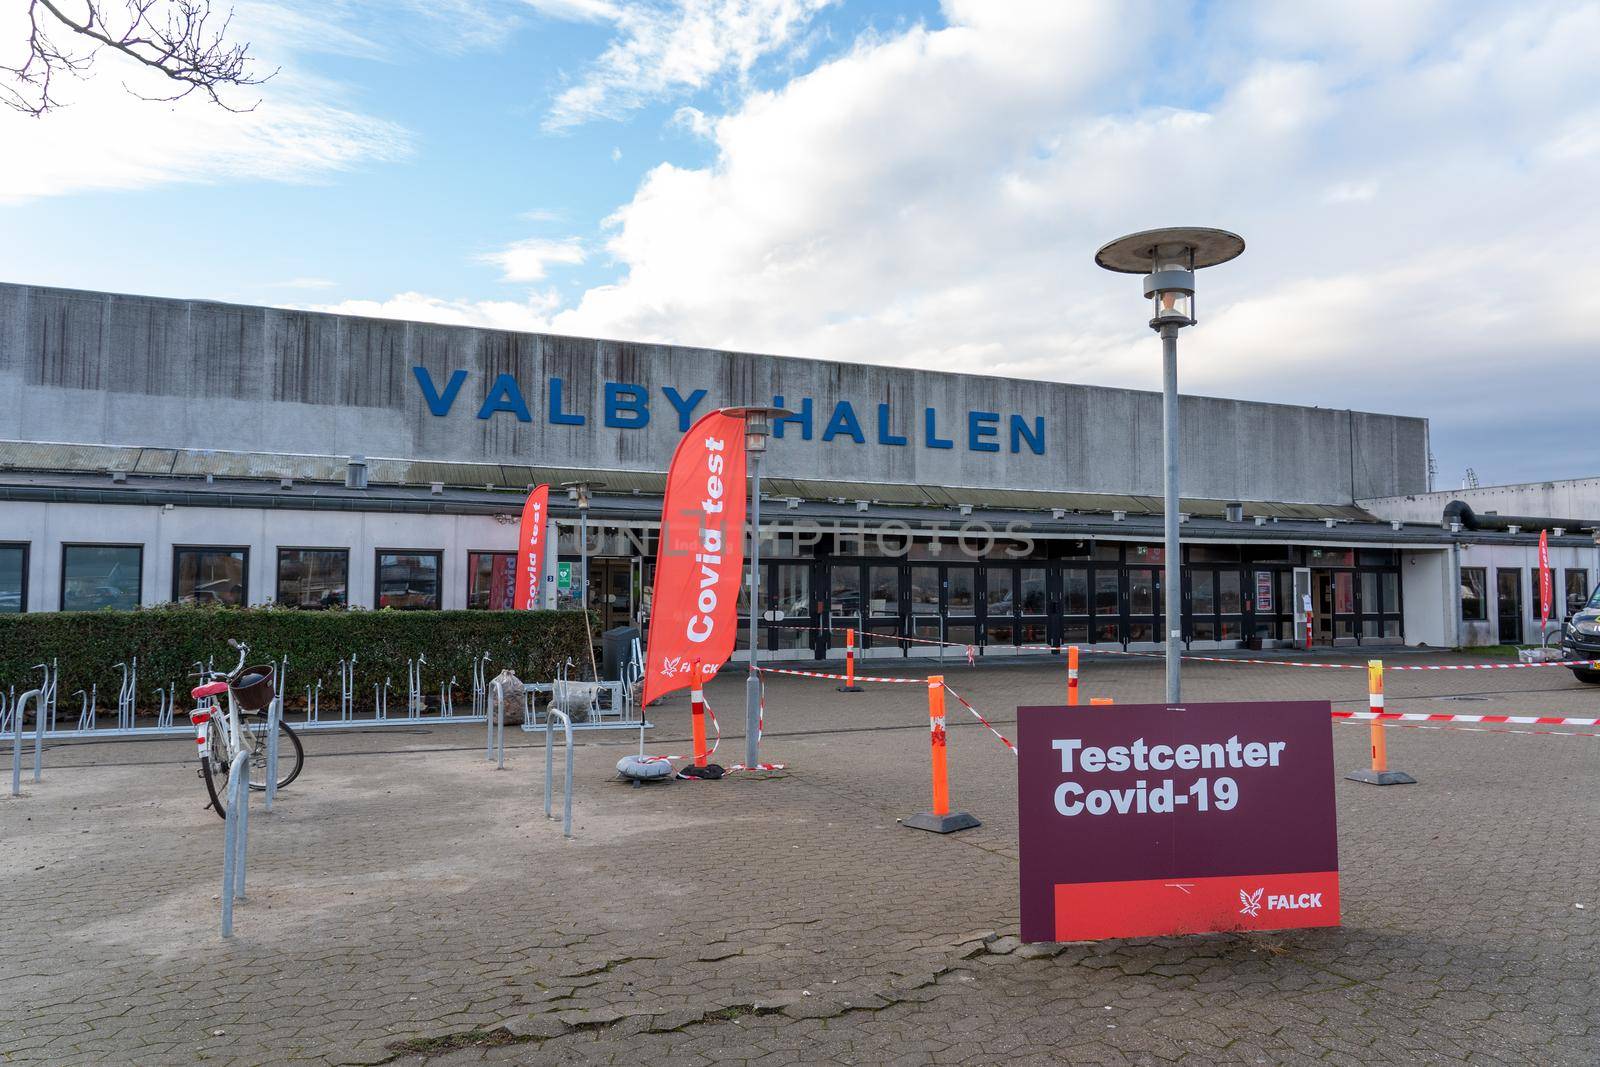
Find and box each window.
[0,543,27,613]
[1460,567,1487,621]
[61,544,142,611]
[173,547,247,605]
[1566,570,1590,616]
[467,552,516,610]
[277,548,349,609]
[376,551,441,610]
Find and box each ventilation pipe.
[1442,500,1595,534]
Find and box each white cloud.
[0,2,411,203]
[541,0,837,130]
[304,291,561,331]
[475,237,587,282]
[492,0,1594,484]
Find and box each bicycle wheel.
[200,715,232,820]
[243,717,304,791]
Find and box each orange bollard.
[1344,659,1415,786]
[903,676,980,834]
[1067,645,1079,706]
[1089,697,1114,705]
[690,661,709,767]
[837,627,863,692]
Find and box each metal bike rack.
[543,707,574,838]
[406,655,427,716]
[114,658,137,731]
[471,653,491,717]
[485,678,509,768]
[73,686,96,731]
[339,655,356,721]
[264,682,283,812]
[220,751,251,938]
[9,688,42,797]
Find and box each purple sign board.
[1017,700,1340,942]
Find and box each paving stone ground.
[3,649,1597,1065]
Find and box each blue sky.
[3,0,1598,490]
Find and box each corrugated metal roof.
[0,439,1374,521]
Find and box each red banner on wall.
[1539,529,1551,628]
[641,411,747,706]
[513,484,549,611]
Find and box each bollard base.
[836,684,863,692]
[903,811,981,834]
[1344,768,1417,786]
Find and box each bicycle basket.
[230,666,276,712]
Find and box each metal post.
[745,449,764,768]
[579,509,589,616]
[1160,323,1182,704]
[11,690,38,797]
[544,709,554,818]
[32,686,46,783]
[264,688,281,812]
[221,751,249,937]
[233,758,250,899]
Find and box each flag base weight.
[903,811,981,834]
[836,684,863,692]
[1344,768,1416,786]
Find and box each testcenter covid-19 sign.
[1017,701,1341,942]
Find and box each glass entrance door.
[1496,569,1523,644]
[1061,566,1091,647]
[766,562,815,656]
[1125,567,1161,646]
[981,565,1050,652]
[866,563,904,655]
[945,565,978,649]
[825,562,862,657]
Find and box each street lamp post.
[719,406,794,768]
[561,480,605,678]
[1095,228,1244,703]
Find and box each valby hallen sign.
[1017,701,1340,942]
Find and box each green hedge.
[0,606,594,715]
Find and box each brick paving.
[2,649,1597,1065]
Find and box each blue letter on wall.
[414,366,467,416]
[549,378,585,426]
[924,407,953,449]
[771,396,814,440]
[476,373,531,422]
[662,386,707,431]
[822,401,865,443]
[604,383,650,428]
[876,403,907,447]
[968,410,1000,452]
[1009,414,1045,455]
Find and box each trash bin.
[602,625,641,681]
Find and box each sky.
[2,0,1596,490]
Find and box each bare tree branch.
[1,0,275,117]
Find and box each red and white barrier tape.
[941,684,1018,758]
[1335,718,1600,739]
[1333,710,1600,727]
[754,666,923,685]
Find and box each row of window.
[1459,566,1591,621]
[0,544,521,612]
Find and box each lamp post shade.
[1096,227,1244,330]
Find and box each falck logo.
[1239,888,1264,917]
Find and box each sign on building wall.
[557,562,572,590]
[1256,571,1274,612]
[1016,701,1340,942]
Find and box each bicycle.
[189,639,304,819]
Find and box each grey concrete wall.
[1361,478,1600,525]
[0,283,1429,504]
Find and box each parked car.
[1560,584,1600,684]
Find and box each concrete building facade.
[1,282,1594,659]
